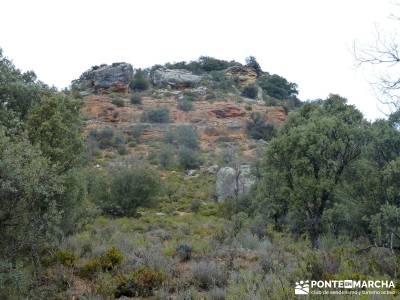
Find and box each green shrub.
[191,261,227,289]
[241,84,258,99]
[129,69,149,92]
[208,287,226,300]
[79,247,123,278]
[142,107,170,123]
[80,258,102,279]
[87,127,126,149]
[158,144,175,169]
[96,167,161,216]
[115,267,165,297]
[216,135,235,144]
[245,56,263,76]
[190,199,201,213]
[166,125,199,150]
[205,91,217,100]
[100,247,124,270]
[176,244,192,262]
[178,146,201,169]
[117,145,128,155]
[257,74,298,99]
[55,250,76,268]
[165,56,241,74]
[246,112,276,141]
[0,260,30,299]
[209,71,235,92]
[130,94,142,105]
[111,98,125,107]
[198,56,240,72]
[177,98,194,111]
[129,124,146,142]
[226,270,270,299]
[182,90,199,101]
[244,103,252,111]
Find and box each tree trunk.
[308,218,321,248]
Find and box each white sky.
[0,0,398,120]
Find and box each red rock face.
[81,94,287,155]
[265,107,286,126]
[211,105,246,118]
[109,81,129,94]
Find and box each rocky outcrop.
[72,63,133,93]
[211,105,245,118]
[215,164,255,201]
[151,67,202,88]
[225,66,258,86]
[265,106,287,126]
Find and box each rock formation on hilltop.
[151,67,202,88]
[72,63,133,93]
[225,65,258,86]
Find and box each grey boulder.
[151,67,202,88]
[72,62,133,92]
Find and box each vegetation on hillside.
[1,49,399,299]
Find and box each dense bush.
[158,144,175,169]
[245,56,263,76]
[175,244,192,262]
[208,71,235,92]
[129,69,149,92]
[128,124,146,142]
[0,49,43,120]
[0,50,87,298]
[207,288,226,300]
[92,168,161,216]
[182,90,200,101]
[115,267,165,297]
[165,125,199,148]
[177,98,194,111]
[163,125,201,169]
[241,84,258,99]
[26,94,84,171]
[55,250,76,268]
[80,247,123,278]
[142,107,170,123]
[257,73,298,100]
[246,112,276,141]
[130,94,142,105]
[178,146,201,169]
[190,199,201,213]
[191,261,227,289]
[111,97,125,107]
[165,56,241,74]
[87,127,126,150]
[255,95,370,247]
[175,125,199,150]
[117,145,128,155]
[0,128,62,263]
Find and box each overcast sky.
[0,0,398,119]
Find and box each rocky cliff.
[75,60,290,160]
[72,63,133,93]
